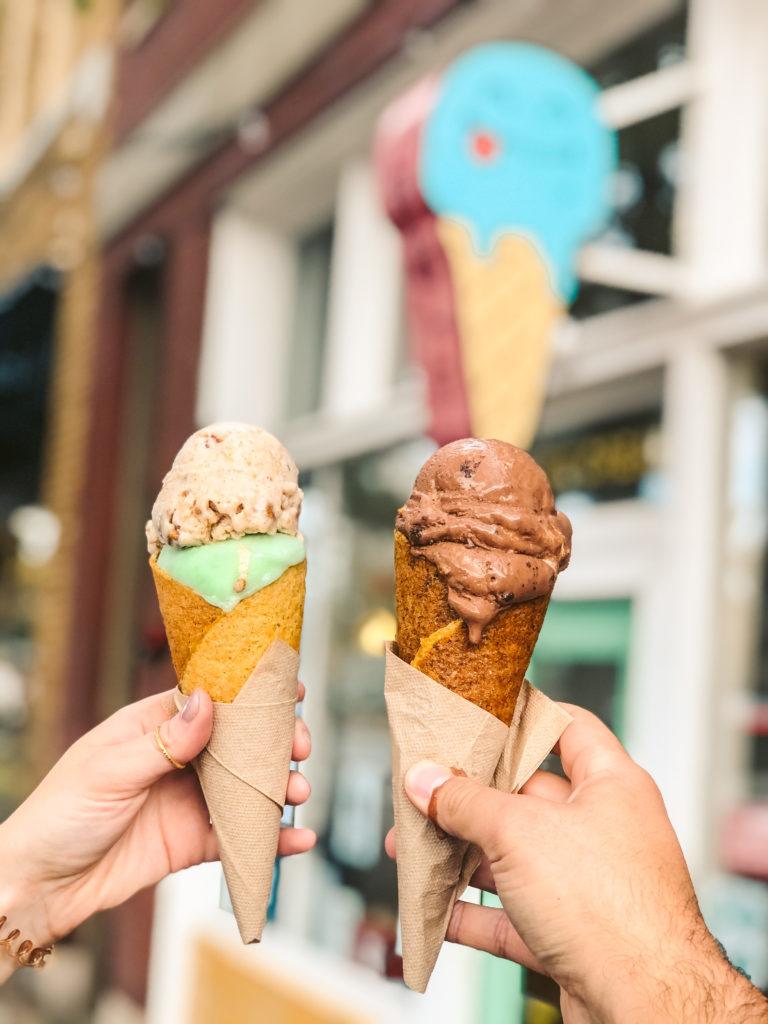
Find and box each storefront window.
[590,10,688,89]
[298,438,435,976]
[286,223,334,419]
[0,266,57,817]
[532,412,662,504]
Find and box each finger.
[291,718,311,762]
[384,827,396,860]
[277,827,316,857]
[446,901,546,975]
[85,688,178,745]
[556,704,629,785]
[102,690,213,793]
[285,770,310,806]
[468,858,496,893]
[519,769,571,803]
[297,681,306,703]
[386,823,497,893]
[404,762,544,861]
[139,772,221,875]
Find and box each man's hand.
[387,705,768,1024]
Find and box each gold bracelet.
[0,916,53,968]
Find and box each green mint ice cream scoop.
[157,533,305,612]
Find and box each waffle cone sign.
[375,43,616,448]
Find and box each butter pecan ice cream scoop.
[146,422,302,555]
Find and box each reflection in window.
[590,10,687,89]
[569,283,651,320]
[286,223,334,419]
[608,109,681,256]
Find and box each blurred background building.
[2,0,768,1021]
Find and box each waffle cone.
[394,530,549,725]
[437,218,561,449]
[149,556,305,700]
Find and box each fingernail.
[181,691,200,722]
[404,761,452,811]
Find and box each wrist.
[0,879,55,983]
[0,821,57,954]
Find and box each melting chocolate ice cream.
[396,438,571,643]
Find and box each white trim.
[656,342,729,873]
[598,59,697,130]
[577,244,687,296]
[320,160,403,417]
[196,210,297,430]
[674,0,768,297]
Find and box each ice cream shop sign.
[375,43,616,448]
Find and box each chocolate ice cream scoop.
[396,438,571,643]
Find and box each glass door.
[529,598,632,737]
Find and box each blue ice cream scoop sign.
[421,43,617,301]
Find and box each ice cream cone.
[436,218,561,449]
[146,423,307,945]
[394,530,548,724]
[388,439,571,990]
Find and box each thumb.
[104,690,213,793]
[404,761,538,861]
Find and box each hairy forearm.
[656,956,768,1024]
[602,938,768,1024]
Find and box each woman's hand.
[0,685,314,956]
[387,706,768,1024]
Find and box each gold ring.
[153,726,186,770]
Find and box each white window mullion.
[675,0,768,299]
[196,208,297,430]
[577,243,687,295]
[657,341,729,876]
[321,159,402,418]
[598,58,697,130]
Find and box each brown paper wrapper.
[174,639,298,944]
[384,643,572,992]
